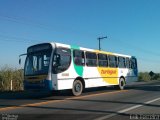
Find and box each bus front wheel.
[72,80,83,96]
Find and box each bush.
[138,72,160,81]
[138,72,151,81]
[0,65,23,91]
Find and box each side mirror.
[19,53,27,65]
[19,58,21,65]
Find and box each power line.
[0,34,43,43]
[0,14,160,60]
[0,33,160,58]
[116,41,160,63]
[137,56,159,63]
[117,39,160,56]
[0,14,95,38]
[0,14,53,31]
[0,34,159,63]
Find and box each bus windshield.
[24,50,52,76]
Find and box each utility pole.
[97,36,107,50]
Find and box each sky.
[0,0,160,72]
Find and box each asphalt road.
[0,81,160,120]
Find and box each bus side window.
[108,55,117,68]
[86,52,97,67]
[125,57,130,68]
[73,50,85,66]
[118,56,126,68]
[98,53,108,67]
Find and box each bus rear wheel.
[114,77,125,90]
[72,80,83,96]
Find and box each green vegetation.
[138,72,160,81]
[0,66,23,91]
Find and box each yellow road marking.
[0,90,128,112]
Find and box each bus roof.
[29,42,133,58]
[52,42,132,58]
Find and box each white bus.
[22,42,138,96]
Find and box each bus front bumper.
[23,79,53,91]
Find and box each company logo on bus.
[101,69,117,75]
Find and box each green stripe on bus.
[71,45,84,77]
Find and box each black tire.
[72,80,83,96]
[114,77,125,90]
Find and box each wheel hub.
[75,83,81,92]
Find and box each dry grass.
[0,65,23,91]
